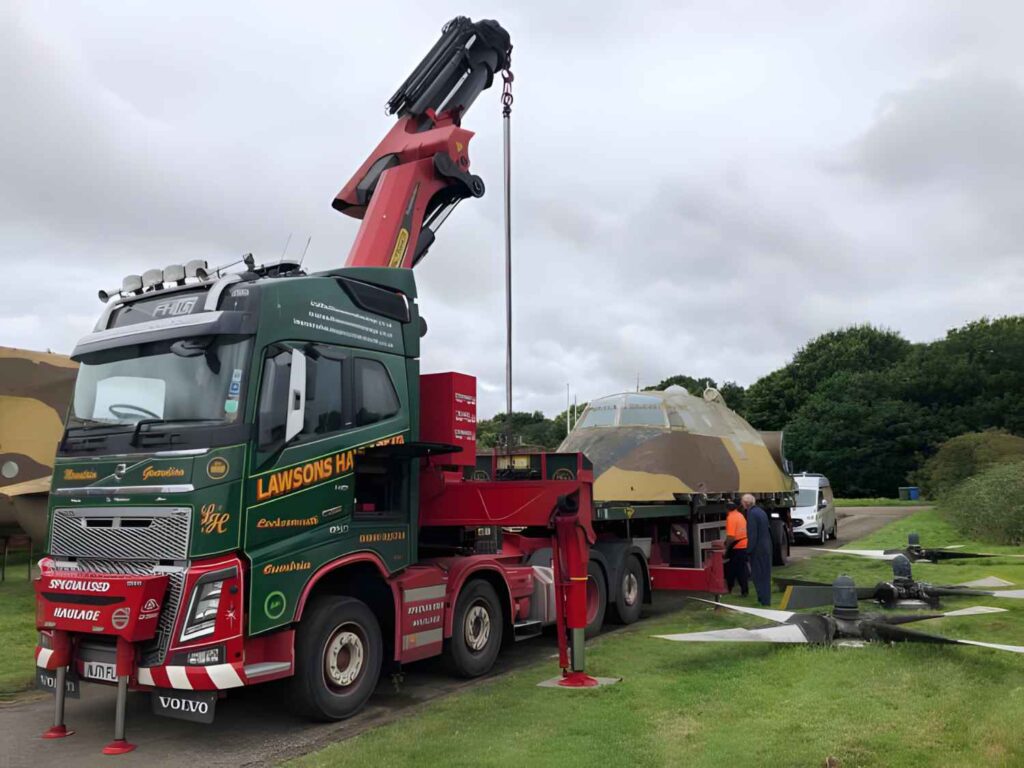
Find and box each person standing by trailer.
[742,493,772,606]
[723,501,749,597]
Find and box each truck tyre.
[609,554,644,625]
[771,519,789,566]
[446,580,504,678]
[585,560,607,638]
[288,596,382,721]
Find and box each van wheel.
[771,519,789,566]
[585,560,607,638]
[829,518,839,541]
[609,554,644,625]
[288,596,382,721]
[446,580,504,678]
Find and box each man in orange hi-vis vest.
[724,500,749,597]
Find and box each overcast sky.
[3,1,1022,418]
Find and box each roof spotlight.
[185,259,209,280]
[164,264,186,285]
[122,274,144,294]
[142,268,164,290]
[98,287,116,303]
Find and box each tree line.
[476,316,1024,497]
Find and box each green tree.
[944,460,1024,545]
[785,370,942,497]
[911,430,1024,499]
[745,325,911,429]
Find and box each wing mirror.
[258,347,308,451]
[284,348,307,443]
[819,498,828,509]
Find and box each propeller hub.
[832,575,860,619]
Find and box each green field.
[289,510,1024,768]
[834,498,930,507]
[0,561,37,701]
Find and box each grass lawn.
[289,509,1024,768]
[0,556,37,701]
[834,498,931,507]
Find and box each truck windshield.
[71,336,252,427]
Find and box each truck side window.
[355,358,399,426]
[302,355,343,436]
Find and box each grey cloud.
[3,1,1024,420]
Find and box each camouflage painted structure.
[558,385,794,503]
[0,347,77,541]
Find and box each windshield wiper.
[130,418,225,446]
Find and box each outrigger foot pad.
[537,673,621,688]
[41,725,74,739]
[102,739,137,755]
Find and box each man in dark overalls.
[742,493,772,606]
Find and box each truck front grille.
[51,506,192,561]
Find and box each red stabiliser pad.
[36,570,169,643]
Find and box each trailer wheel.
[609,554,644,625]
[446,580,504,678]
[585,560,607,638]
[771,519,789,566]
[288,596,382,721]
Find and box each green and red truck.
[32,16,753,754]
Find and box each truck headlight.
[181,578,223,642]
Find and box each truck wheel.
[771,519,789,566]
[288,596,382,721]
[446,580,504,678]
[585,560,607,638]
[609,554,644,625]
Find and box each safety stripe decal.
[166,666,193,689]
[137,663,247,690]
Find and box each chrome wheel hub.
[465,603,491,652]
[623,572,639,606]
[324,627,365,688]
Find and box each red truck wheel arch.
[294,552,397,622]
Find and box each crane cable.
[502,59,514,455]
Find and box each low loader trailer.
[33,16,728,754]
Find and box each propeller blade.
[873,623,1024,654]
[656,624,810,644]
[940,605,1007,617]
[774,577,830,591]
[952,639,1024,654]
[931,587,1024,600]
[940,544,966,550]
[780,585,878,611]
[689,597,795,624]
[973,552,1024,559]
[956,577,1014,588]
[821,548,901,561]
[927,550,992,561]
[871,622,961,646]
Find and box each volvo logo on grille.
[111,607,131,630]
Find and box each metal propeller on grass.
[775,555,1024,610]
[820,532,1024,563]
[654,576,1024,654]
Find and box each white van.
[792,473,837,545]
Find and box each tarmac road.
[0,506,918,768]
